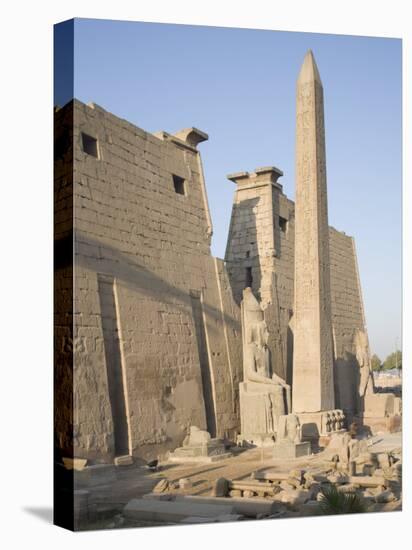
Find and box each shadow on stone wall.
[334,351,361,423]
[74,232,239,332]
[225,197,261,305]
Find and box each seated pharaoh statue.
[238,287,291,446]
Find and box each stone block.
[364,393,395,418]
[123,498,235,522]
[114,455,133,466]
[168,438,231,463]
[178,478,192,490]
[280,489,311,509]
[212,478,229,497]
[296,410,345,439]
[393,397,402,415]
[374,489,396,503]
[273,441,311,459]
[153,479,169,494]
[147,494,282,518]
[62,457,87,471]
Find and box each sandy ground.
[77,431,402,530]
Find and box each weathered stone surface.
[178,478,192,490]
[212,477,230,497]
[229,479,281,497]
[326,472,349,485]
[225,169,367,417]
[238,288,290,445]
[153,479,169,494]
[151,494,283,518]
[323,432,367,466]
[364,393,395,417]
[273,414,311,458]
[273,441,311,459]
[168,426,231,463]
[114,455,133,466]
[280,489,311,508]
[347,475,387,488]
[63,457,87,471]
[297,410,345,439]
[374,489,396,503]
[123,498,235,522]
[183,426,211,446]
[59,101,243,464]
[292,50,335,414]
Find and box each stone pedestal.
[238,381,286,446]
[273,440,311,459]
[362,386,402,434]
[297,409,345,440]
[168,426,231,463]
[364,393,394,418]
[168,440,230,463]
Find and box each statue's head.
[242,287,264,323]
[257,320,269,345]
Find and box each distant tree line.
[371,350,402,371]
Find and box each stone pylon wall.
[55,100,242,463]
[225,171,366,417]
[224,169,295,384]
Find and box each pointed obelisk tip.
[298,49,322,86]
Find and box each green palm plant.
[318,484,369,515]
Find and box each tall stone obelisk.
[292,50,335,415]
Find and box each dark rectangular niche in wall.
[190,291,216,438]
[279,216,288,233]
[97,274,129,457]
[81,132,99,158]
[173,174,186,195]
[245,267,253,288]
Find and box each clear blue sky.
[56,18,402,360]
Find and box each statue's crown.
[242,287,262,312]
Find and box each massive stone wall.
[55,98,368,463]
[63,100,242,462]
[329,229,365,415]
[225,169,366,417]
[54,102,74,458]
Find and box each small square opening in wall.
[81,132,99,158]
[279,216,288,233]
[173,174,186,195]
